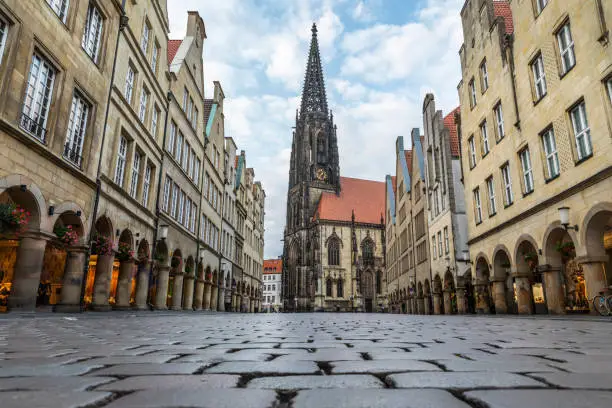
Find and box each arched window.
[362,238,374,266]
[337,279,343,298]
[317,133,325,153]
[326,278,333,297]
[376,271,382,294]
[328,239,340,266]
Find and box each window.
[337,279,343,298]
[114,136,128,186]
[469,78,477,108]
[437,231,443,256]
[151,42,159,73]
[21,54,56,141]
[188,97,194,122]
[328,239,340,266]
[536,0,548,14]
[473,188,482,224]
[480,120,490,155]
[486,177,496,215]
[183,87,188,111]
[189,150,195,178]
[142,164,151,207]
[443,227,449,254]
[468,136,476,168]
[176,132,183,162]
[129,150,141,199]
[63,92,89,167]
[531,54,547,100]
[432,236,437,259]
[168,121,176,154]
[162,175,171,212]
[0,18,8,65]
[141,21,150,55]
[480,60,489,91]
[501,163,513,206]
[178,191,185,223]
[151,106,159,138]
[184,198,191,228]
[520,148,534,194]
[124,65,135,103]
[193,107,199,129]
[541,128,560,179]
[171,183,179,218]
[494,103,505,139]
[557,22,575,74]
[607,78,612,104]
[138,88,148,122]
[570,102,592,161]
[182,140,189,171]
[47,0,69,23]
[326,279,332,297]
[194,158,201,184]
[82,3,103,63]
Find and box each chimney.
[186,11,206,42]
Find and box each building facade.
[263,259,282,312]
[458,0,612,315]
[282,24,387,313]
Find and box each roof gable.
[167,40,182,64]
[386,175,396,225]
[314,177,385,224]
[412,128,426,181]
[397,136,411,193]
[444,107,461,158]
[493,0,514,34]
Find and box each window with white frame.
[520,148,534,194]
[171,183,179,218]
[480,60,489,91]
[541,128,560,179]
[437,231,443,256]
[194,158,201,184]
[176,132,183,162]
[468,136,476,168]
[557,22,575,74]
[494,103,505,139]
[501,163,513,206]
[114,136,128,186]
[486,177,496,215]
[531,54,547,100]
[142,163,151,207]
[141,21,150,55]
[138,88,148,122]
[188,97,194,122]
[47,0,69,23]
[178,190,185,223]
[443,227,449,254]
[168,121,176,154]
[151,42,159,73]
[151,105,159,138]
[82,3,103,63]
[162,175,171,212]
[536,0,548,14]
[182,140,189,171]
[432,236,437,259]
[570,102,592,161]
[129,150,141,199]
[607,77,612,104]
[473,188,482,224]
[190,204,197,232]
[469,78,477,107]
[21,53,56,141]
[63,92,89,167]
[0,18,8,65]
[124,65,135,103]
[193,107,199,129]
[189,150,195,178]
[184,198,191,228]
[480,120,490,155]
[183,87,188,111]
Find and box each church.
[281,24,387,312]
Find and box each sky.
[168,0,465,259]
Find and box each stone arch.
[185,256,195,276]
[94,216,113,239]
[417,281,423,297]
[581,202,612,258]
[155,240,169,265]
[171,249,183,272]
[52,210,86,244]
[136,239,150,262]
[119,229,134,250]
[424,279,431,296]
[474,253,491,283]
[515,235,539,276]
[542,221,576,268]
[212,270,218,285]
[327,236,341,266]
[0,175,47,231]
[49,202,87,239]
[326,277,333,297]
[433,274,443,293]
[492,244,512,278]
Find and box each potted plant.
[91,234,113,256]
[54,225,78,247]
[524,252,538,271]
[116,242,134,262]
[0,203,30,233]
[555,241,575,262]
[171,255,182,269]
[184,264,193,275]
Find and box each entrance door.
[365,299,373,313]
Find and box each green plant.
[184,264,193,274]
[0,203,30,233]
[555,241,575,260]
[91,234,113,256]
[171,256,182,269]
[116,242,134,262]
[54,225,78,247]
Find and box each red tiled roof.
[404,150,413,174]
[391,176,397,193]
[167,40,182,64]
[444,106,461,157]
[314,177,386,225]
[203,99,214,126]
[264,259,282,274]
[493,1,514,34]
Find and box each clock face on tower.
[316,167,328,182]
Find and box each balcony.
[20,113,47,142]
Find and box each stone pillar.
[456,287,467,314]
[203,281,212,310]
[514,274,533,315]
[217,285,225,312]
[211,284,218,311]
[182,275,195,310]
[443,290,452,315]
[491,278,508,314]
[55,245,88,312]
[579,258,608,313]
[231,291,237,312]
[250,298,254,313]
[541,267,565,315]
[243,296,250,313]
[433,292,442,315]
[171,273,184,311]
[134,261,150,310]
[417,296,424,314]
[154,265,170,310]
[114,259,135,310]
[424,295,431,315]
[91,251,115,311]
[475,281,491,314]
[194,279,205,310]
[237,294,242,312]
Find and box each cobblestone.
[0,313,611,407]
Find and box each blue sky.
[168,0,465,259]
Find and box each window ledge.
[522,189,534,198]
[545,173,560,184]
[559,64,576,80]
[482,151,490,159]
[504,202,514,209]
[489,212,497,218]
[575,153,593,166]
[533,93,547,107]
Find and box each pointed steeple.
[300,23,328,117]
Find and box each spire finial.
[299,23,328,117]
[312,23,317,34]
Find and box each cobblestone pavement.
[1,313,612,408]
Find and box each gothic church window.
[337,279,343,298]
[326,278,332,297]
[328,239,340,266]
[362,238,374,267]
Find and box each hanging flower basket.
[116,242,134,262]
[184,264,193,275]
[555,241,575,261]
[171,256,182,269]
[91,234,113,256]
[524,252,538,271]
[54,225,78,247]
[0,203,30,234]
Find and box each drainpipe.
[78,0,128,311]
[507,34,521,131]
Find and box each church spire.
[300,23,328,117]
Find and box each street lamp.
[159,224,169,240]
[558,206,579,231]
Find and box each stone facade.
[458,0,612,315]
